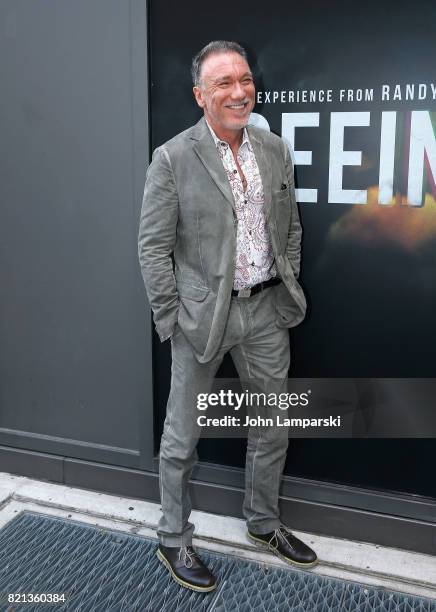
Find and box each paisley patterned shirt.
[206,121,277,290]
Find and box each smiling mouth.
[226,101,249,110]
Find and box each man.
[138,40,317,592]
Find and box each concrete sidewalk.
[0,472,435,601]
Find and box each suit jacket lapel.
[191,118,235,211]
[247,126,273,219]
[190,117,273,217]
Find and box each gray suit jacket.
[138,117,306,363]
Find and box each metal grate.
[0,512,434,611]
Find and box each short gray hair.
[191,40,249,87]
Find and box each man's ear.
[193,86,205,109]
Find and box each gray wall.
[0,0,154,470]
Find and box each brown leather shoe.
[156,544,217,592]
[248,526,318,568]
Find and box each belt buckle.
[237,288,252,298]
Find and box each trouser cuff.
[157,518,195,547]
[247,518,282,535]
[158,533,193,547]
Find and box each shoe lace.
[268,526,295,552]
[178,546,197,569]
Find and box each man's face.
[193,52,255,135]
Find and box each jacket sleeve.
[138,146,179,342]
[282,140,303,279]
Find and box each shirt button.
[244,200,247,204]
[251,262,255,266]
[233,169,237,174]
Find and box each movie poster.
[149,0,436,497]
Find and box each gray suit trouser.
[157,286,290,547]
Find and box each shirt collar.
[205,119,251,151]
